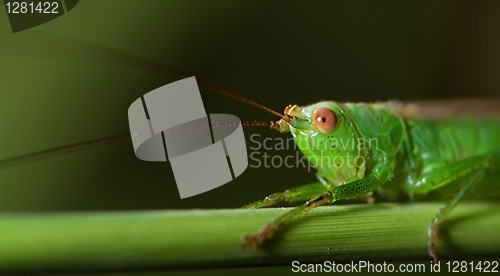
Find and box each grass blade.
[0,202,498,272]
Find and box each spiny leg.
[428,169,485,262]
[244,167,391,249]
[406,152,496,262]
[241,182,326,209]
[244,191,332,249]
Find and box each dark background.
[1,0,499,212]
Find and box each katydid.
[241,99,500,263]
[1,77,499,262]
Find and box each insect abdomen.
[408,118,500,171]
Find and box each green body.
[403,114,500,198]
[245,100,500,259]
[291,102,500,200]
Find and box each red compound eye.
[313,107,337,134]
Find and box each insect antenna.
[197,79,285,119]
[241,120,281,130]
[0,134,131,170]
[0,39,287,168]
[0,118,282,169]
[32,38,287,119]
[0,82,285,169]
[157,120,280,133]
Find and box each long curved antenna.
[1,36,286,168]
[0,134,130,169]
[60,37,287,119]
[0,120,280,169]
[197,79,285,119]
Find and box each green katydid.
[1,77,499,262]
[240,98,500,263]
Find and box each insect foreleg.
[244,191,332,249]
[241,182,326,209]
[244,165,392,249]
[405,151,498,262]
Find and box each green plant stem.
[0,202,499,272]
